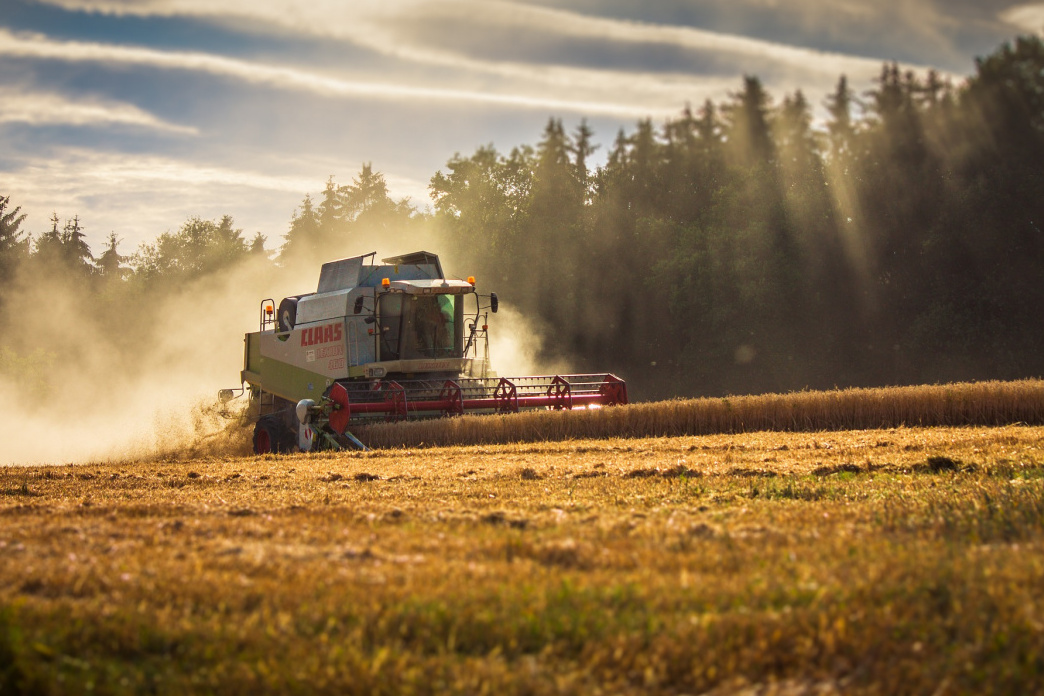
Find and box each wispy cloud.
[29,0,939,94]
[1001,3,1044,34]
[520,0,1020,68]
[5,147,315,238]
[421,0,901,76]
[0,27,713,118]
[0,86,197,133]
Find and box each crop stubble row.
[0,421,1042,694]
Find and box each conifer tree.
[282,194,321,260]
[317,176,343,237]
[825,76,858,164]
[569,120,597,206]
[722,75,775,169]
[97,232,128,280]
[0,195,29,288]
[249,232,267,256]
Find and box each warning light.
[265,305,273,314]
[382,278,390,289]
[467,276,476,285]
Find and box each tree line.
[2,36,1042,400]
[431,36,1044,397]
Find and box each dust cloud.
[0,255,320,466]
[485,303,571,378]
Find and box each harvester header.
[227,251,627,453]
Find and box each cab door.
[376,293,404,361]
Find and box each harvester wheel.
[253,421,281,455]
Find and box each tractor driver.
[413,296,454,358]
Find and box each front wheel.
[253,420,282,454]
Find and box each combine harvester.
[226,251,627,453]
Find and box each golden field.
[2,421,1043,694]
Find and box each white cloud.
[1001,3,1044,34]
[443,0,893,75]
[28,0,943,101]
[0,86,196,133]
[0,27,708,119]
[339,0,918,104]
[24,0,894,71]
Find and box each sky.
[2,0,1043,255]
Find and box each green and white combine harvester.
[225,251,628,453]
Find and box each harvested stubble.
[1,425,1043,695]
[357,378,1044,449]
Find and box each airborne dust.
[0,236,555,466]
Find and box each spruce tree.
[0,195,29,288]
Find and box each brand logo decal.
[301,323,343,347]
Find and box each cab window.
[405,295,460,359]
[377,293,404,360]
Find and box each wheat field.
[2,419,1043,694]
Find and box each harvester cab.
[235,251,627,454]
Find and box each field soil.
[2,425,1043,694]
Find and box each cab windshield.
[378,294,463,360]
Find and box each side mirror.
[353,297,365,314]
[490,292,499,314]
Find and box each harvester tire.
[253,420,284,455]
